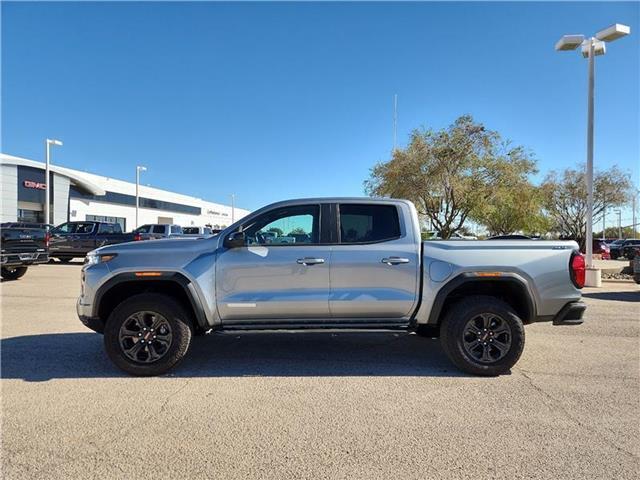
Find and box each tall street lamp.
[230,193,236,223]
[44,138,63,225]
[136,165,147,229]
[555,23,630,286]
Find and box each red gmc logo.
[23,180,46,190]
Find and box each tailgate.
[1,228,47,253]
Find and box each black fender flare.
[427,272,537,324]
[93,271,210,330]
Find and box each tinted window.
[134,225,152,233]
[75,223,96,234]
[339,204,401,244]
[242,205,320,245]
[183,227,198,234]
[152,225,166,234]
[170,225,182,234]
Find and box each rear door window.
[338,204,401,244]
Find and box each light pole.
[230,194,236,223]
[555,23,630,285]
[614,209,622,239]
[44,139,63,224]
[135,165,147,229]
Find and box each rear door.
[216,203,331,322]
[329,202,420,319]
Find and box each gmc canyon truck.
[77,198,586,376]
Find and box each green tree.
[540,166,631,248]
[365,115,537,238]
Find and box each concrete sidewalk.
[593,258,631,274]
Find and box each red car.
[582,239,610,259]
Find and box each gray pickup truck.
[77,198,586,376]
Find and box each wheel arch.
[94,272,210,333]
[428,273,536,325]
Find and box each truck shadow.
[582,291,639,302]
[1,331,468,381]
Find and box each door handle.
[381,257,410,265]
[297,257,325,266]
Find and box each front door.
[216,204,331,322]
[329,203,420,319]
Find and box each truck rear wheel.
[104,293,193,376]
[1,266,28,280]
[440,296,525,376]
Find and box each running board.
[221,320,411,331]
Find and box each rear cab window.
[338,204,401,244]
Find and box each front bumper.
[552,301,586,326]
[1,252,49,267]
[76,298,104,333]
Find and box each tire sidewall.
[104,294,193,376]
[1,266,28,280]
[442,297,525,376]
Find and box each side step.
[221,320,412,331]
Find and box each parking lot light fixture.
[44,138,63,225]
[136,165,147,229]
[555,23,630,286]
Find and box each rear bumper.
[552,301,586,326]
[1,252,49,267]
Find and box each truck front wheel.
[1,266,28,280]
[440,296,525,376]
[104,293,193,376]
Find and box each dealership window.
[18,209,44,224]
[86,215,126,232]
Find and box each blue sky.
[2,1,639,224]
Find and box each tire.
[1,266,28,280]
[57,257,73,263]
[440,295,525,376]
[611,252,619,260]
[104,293,193,376]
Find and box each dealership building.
[0,153,250,231]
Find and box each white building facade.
[1,153,249,231]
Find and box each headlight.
[84,253,117,266]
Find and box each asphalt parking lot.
[1,263,639,479]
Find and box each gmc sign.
[23,180,46,190]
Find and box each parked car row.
[1,221,219,279]
[607,238,640,260]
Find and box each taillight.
[570,252,586,289]
[44,232,50,248]
[134,233,142,241]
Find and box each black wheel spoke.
[119,311,172,364]
[463,313,512,364]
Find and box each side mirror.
[224,231,246,248]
